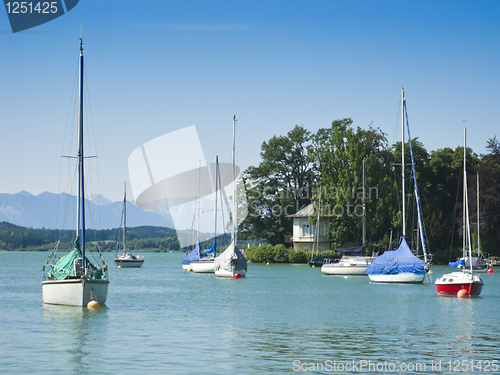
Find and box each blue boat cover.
[204,240,216,254]
[337,246,365,256]
[366,237,425,275]
[449,259,465,267]
[182,242,202,265]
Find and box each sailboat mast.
[313,187,322,256]
[477,173,481,256]
[215,156,219,256]
[465,169,473,273]
[197,159,201,244]
[123,181,127,252]
[463,129,466,258]
[404,96,428,263]
[401,87,406,237]
[362,157,366,248]
[78,37,86,274]
[464,128,473,273]
[232,115,237,245]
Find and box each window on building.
[320,222,327,237]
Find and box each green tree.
[422,146,474,251]
[309,119,391,248]
[240,125,316,245]
[473,137,500,256]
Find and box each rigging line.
[58,157,79,235]
[82,65,104,232]
[404,100,428,257]
[61,62,80,158]
[57,63,80,234]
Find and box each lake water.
[1,251,499,374]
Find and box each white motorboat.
[321,254,374,275]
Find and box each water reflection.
[41,304,108,374]
[434,295,476,356]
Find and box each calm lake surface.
[1,251,499,374]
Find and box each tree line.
[0,222,180,252]
[240,119,500,260]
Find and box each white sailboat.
[435,129,484,296]
[115,182,144,268]
[214,116,248,278]
[42,37,109,307]
[366,88,429,283]
[189,251,215,273]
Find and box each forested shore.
[0,221,180,252]
[240,119,500,259]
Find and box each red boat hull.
[435,282,483,296]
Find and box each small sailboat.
[190,244,216,272]
[322,159,375,275]
[435,129,484,296]
[115,182,144,268]
[366,88,429,283]
[42,37,109,307]
[214,116,248,278]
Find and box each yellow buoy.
[266,262,270,265]
[87,300,100,309]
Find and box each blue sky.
[1,0,499,202]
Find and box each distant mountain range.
[0,191,174,229]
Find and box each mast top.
[79,17,84,54]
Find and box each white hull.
[321,256,371,275]
[182,264,193,271]
[115,259,144,268]
[472,268,489,273]
[321,265,367,275]
[215,268,247,278]
[42,278,109,307]
[190,259,215,273]
[115,252,144,268]
[368,272,425,284]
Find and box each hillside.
[0,191,174,229]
